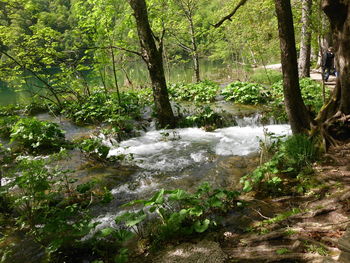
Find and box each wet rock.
[154,240,227,263]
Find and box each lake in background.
[0,60,238,106]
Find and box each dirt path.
[219,144,350,262]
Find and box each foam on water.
[108,124,291,172]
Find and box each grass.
[248,68,283,85]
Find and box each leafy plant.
[77,137,128,163]
[78,138,110,160]
[304,241,329,256]
[0,104,21,117]
[179,105,225,130]
[114,183,240,246]
[267,78,330,122]
[299,78,330,114]
[221,81,270,105]
[248,208,302,234]
[61,89,143,128]
[241,134,319,196]
[168,80,219,103]
[91,228,134,263]
[10,117,66,152]
[2,159,96,255]
[0,115,20,139]
[276,248,291,255]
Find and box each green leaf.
[194,219,210,233]
[169,189,188,201]
[114,229,134,242]
[243,180,252,192]
[188,207,203,217]
[99,227,115,237]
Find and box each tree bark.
[189,18,200,83]
[322,0,350,115]
[316,13,332,69]
[274,0,311,134]
[313,0,350,145]
[298,0,312,78]
[128,0,175,128]
[177,0,200,83]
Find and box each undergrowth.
[168,80,219,103]
[241,133,320,196]
[221,81,270,105]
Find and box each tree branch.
[168,31,193,52]
[213,0,249,28]
[0,50,62,106]
[84,45,142,57]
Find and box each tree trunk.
[298,0,312,77]
[274,0,311,134]
[323,0,350,114]
[128,0,175,128]
[316,13,332,68]
[312,0,350,146]
[189,19,200,83]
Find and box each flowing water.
[88,120,291,232]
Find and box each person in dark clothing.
[323,47,335,81]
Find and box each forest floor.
[143,144,350,263]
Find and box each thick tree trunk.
[313,0,350,146]
[298,0,312,77]
[128,0,175,128]
[274,0,311,134]
[322,0,350,115]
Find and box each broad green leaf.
[194,219,210,233]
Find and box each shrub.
[77,137,130,163]
[10,117,66,152]
[269,78,329,120]
[77,137,110,161]
[114,183,240,246]
[23,100,50,115]
[0,115,20,139]
[178,105,225,130]
[2,158,97,256]
[168,80,219,103]
[221,81,270,104]
[241,134,319,195]
[61,89,143,126]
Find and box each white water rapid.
[108,124,291,172]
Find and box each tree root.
[226,251,329,262]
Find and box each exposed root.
[226,251,329,262]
